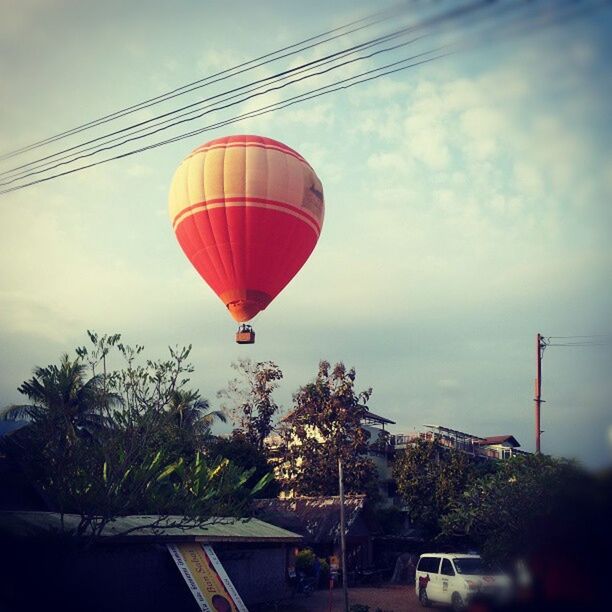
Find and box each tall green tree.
[278,361,378,497]
[393,439,479,536]
[218,358,283,450]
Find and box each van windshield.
[453,558,497,575]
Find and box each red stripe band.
[173,196,322,234]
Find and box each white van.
[415,553,512,610]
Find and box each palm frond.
[200,409,227,425]
[0,404,37,421]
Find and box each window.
[441,559,455,576]
[417,557,440,574]
[453,557,499,575]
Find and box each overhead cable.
[0,1,413,161]
[1,0,606,195]
[0,0,496,181]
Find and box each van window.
[441,559,455,576]
[453,557,489,575]
[417,557,440,573]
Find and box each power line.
[0,0,606,195]
[546,335,612,339]
[0,53,449,195]
[0,1,413,161]
[0,0,497,182]
[0,1,594,194]
[6,0,561,190]
[543,333,612,347]
[0,36,450,184]
[544,342,611,347]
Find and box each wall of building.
[218,545,292,604]
[0,539,293,611]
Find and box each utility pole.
[338,458,349,612]
[534,333,545,454]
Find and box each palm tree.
[0,354,116,438]
[166,389,226,432]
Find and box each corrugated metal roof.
[0,511,302,543]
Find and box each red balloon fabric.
[169,135,324,322]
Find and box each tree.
[0,332,267,539]
[277,361,378,497]
[0,353,116,438]
[218,358,283,450]
[393,439,480,536]
[167,389,226,431]
[439,453,594,561]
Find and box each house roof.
[280,406,395,426]
[253,496,370,544]
[361,410,396,426]
[473,435,520,448]
[0,511,302,543]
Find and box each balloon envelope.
[169,135,324,322]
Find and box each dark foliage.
[207,431,280,498]
[393,439,479,537]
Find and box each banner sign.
[168,543,248,612]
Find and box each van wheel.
[451,592,465,611]
[419,588,431,608]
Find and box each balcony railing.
[391,431,529,460]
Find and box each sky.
[1,0,611,468]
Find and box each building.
[392,424,529,461]
[0,511,302,611]
[253,495,375,570]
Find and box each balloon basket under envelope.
[235,326,256,344]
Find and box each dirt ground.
[274,584,421,612]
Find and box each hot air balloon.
[169,135,324,343]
